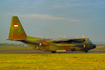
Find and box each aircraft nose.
[93,44,96,49]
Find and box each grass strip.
[0,53,105,70]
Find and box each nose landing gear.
[85,50,88,52]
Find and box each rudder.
[8,16,27,40]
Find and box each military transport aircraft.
[6,16,96,53]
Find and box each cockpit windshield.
[88,40,93,44]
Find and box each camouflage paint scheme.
[7,16,96,53]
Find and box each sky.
[0,0,105,44]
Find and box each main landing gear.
[52,51,56,53]
[84,50,88,52]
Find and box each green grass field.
[0,53,105,70]
[0,46,105,70]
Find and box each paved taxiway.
[0,49,105,54]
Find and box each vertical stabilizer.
[8,16,27,40]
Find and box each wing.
[52,38,85,43]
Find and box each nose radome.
[93,44,96,49]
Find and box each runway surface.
[0,49,105,54]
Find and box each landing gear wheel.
[71,48,75,52]
[52,51,56,53]
[85,50,88,52]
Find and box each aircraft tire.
[72,48,75,52]
[52,51,56,53]
[85,50,88,52]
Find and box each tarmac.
[0,48,105,54]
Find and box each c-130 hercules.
[6,16,96,53]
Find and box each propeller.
[60,35,62,38]
[64,36,66,38]
[83,34,84,38]
[77,34,78,38]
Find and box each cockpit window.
[89,40,93,44]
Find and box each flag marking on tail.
[14,24,18,27]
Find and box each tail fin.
[8,16,27,40]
